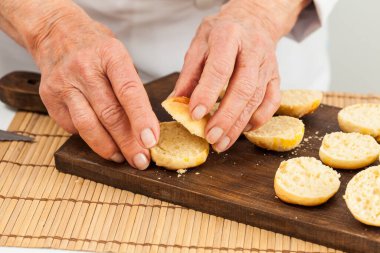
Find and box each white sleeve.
[287,0,338,42]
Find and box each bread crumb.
[195,172,200,175]
[177,169,187,174]
[158,177,161,180]
[275,196,278,199]
[177,174,182,178]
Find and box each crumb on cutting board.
[177,169,187,175]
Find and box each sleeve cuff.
[287,0,339,42]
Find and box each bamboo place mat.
[1,92,380,253]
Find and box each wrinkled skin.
[0,0,310,168]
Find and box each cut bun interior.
[275,157,341,206]
[150,121,209,170]
[344,165,380,226]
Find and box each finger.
[212,57,275,152]
[110,115,151,170]
[41,94,76,133]
[248,77,281,131]
[47,102,77,134]
[188,30,239,120]
[102,41,160,149]
[64,88,125,163]
[205,53,259,146]
[75,62,156,151]
[173,37,208,98]
[39,82,76,134]
[71,73,151,170]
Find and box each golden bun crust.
[338,103,380,142]
[319,132,380,169]
[162,97,209,139]
[244,116,304,152]
[276,89,323,118]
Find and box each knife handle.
[0,71,47,113]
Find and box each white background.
[328,0,380,93]
[1,0,380,251]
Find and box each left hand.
[172,0,310,152]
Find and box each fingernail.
[206,127,224,144]
[244,124,253,132]
[141,128,157,148]
[213,136,231,153]
[133,153,149,170]
[192,105,207,120]
[167,91,176,98]
[110,152,125,163]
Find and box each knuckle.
[130,105,150,125]
[118,80,140,99]
[220,108,236,122]
[201,16,213,28]
[100,38,123,55]
[230,107,254,136]
[59,88,77,101]
[39,83,52,100]
[70,57,94,79]
[223,22,242,37]
[252,85,266,103]
[118,137,139,156]
[196,84,220,101]
[230,82,255,102]
[73,112,96,133]
[208,59,232,82]
[252,36,266,49]
[238,107,254,127]
[99,104,125,130]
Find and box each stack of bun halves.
[150,90,380,227]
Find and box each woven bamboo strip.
[109,191,138,252]
[102,190,130,251]
[141,199,164,253]
[1,93,379,252]
[18,141,65,247]
[72,183,106,250]
[130,197,155,253]
[0,114,46,232]
[80,185,114,251]
[19,136,68,248]
[204,214,216,253]
[4,122,64,246]
[94,188,122,252]
[266,231,275,253]
[148,201,169,253]
[123,195,149,253]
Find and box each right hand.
[33,10,159,170]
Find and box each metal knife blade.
[0,129,34,142]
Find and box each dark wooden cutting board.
[55,73,380,253]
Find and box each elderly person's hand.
[173,0,311,152]
[0,1,159,169]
